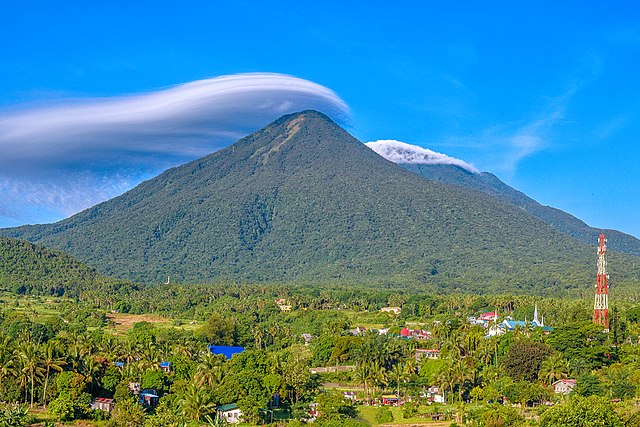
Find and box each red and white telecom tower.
[593,233,610,331]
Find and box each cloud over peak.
[0,73,350,226]
[366,139,479,173]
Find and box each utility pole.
[593,233,610,332]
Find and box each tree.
[41,340,65,406]
[110,396,146,427]
[573,373,604,397]
[17,342,43,407]
[502,339,552,381]
[539,395,622,427]
[179,383,216,421]
[538,353,569,385]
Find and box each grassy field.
[358,405,452,426]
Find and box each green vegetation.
[0,281,638,426]
[0,237,138,298]
[3,111,639,293]
[401,163,640,256]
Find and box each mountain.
[0,237,137,297]
[365,140,640,256]
[1,111,638,293]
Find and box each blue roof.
[209,345,245,359]
[159,361,170,367]
[113,361,125,367]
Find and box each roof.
[159,361,170,367]
[552,379,577,386]
[209,345,245,359]
[218,403,239,412]
[93,398,115,403]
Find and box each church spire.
[533,304,540,326]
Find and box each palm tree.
[0,336,15,397]
[539,353,569,385]
[180,383,216,421]
[41,340,65,406]
[18,341,44,407]
[81,355,103,393]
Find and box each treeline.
[0,237,138,297]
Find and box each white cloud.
[365,139,479,173]
[0,72,350,226]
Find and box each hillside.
[0,237,137,297]
[396,163,640,256]
[1,111,639,293]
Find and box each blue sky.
[1,1,639,238]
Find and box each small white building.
[415,349,440,361]
[381,306,402,315]
[552,379,577,394]
[218,403,243,424]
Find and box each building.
[159,361,171,373]
[381,306,402,315]
[553,379,577,394]
[301,333,313,345]
[343,391,357,401]
[487,305,553,337]
[415,349,440,361]
[209,345,245,359]
[91,398,115,412]
[217,403,243,424]
[139,389,159,408]
[381,394,399,405]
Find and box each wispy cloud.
[0,73,350,226]
[366,139,479,173]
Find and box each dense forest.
[1,278,640,426]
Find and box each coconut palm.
[18,341,44,407]
[0,336,15,397]
[179,383,216,421]
[41,340,65,406]
[539,353,569,385]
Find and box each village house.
[217,403,243,424]
[380,306,402,315]
[426,386,445,404]
[275,298,292,312]
[139,389,159,408]
[90,397,115,412]
[553,379,577,394]
[159,361,171,373]
[301,333,313,345]
[400,327,430,340]
[415,348,440,361]
[381,394,399,405]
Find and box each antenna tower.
[593,233,610,331]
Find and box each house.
[382,394,399,405]
[343,391,357,401]
[218,403,243,424]
[553,379,577,394]
[112,361,125,369]
[381,306,402,315]
[427,386,445,404]
[377,328,390,336]
[159,361,171,373]
[209,345,245,359]
[128,382,141,394]
[479,312,497,322]
[301,333,313,345]
[91,398,115,412]
[415,349,440,361]
[275,298,292,312]
[349,326,367,336]
[139,389,159,407]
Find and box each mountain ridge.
[1,111,638,294]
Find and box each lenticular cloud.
[0,73,350,226]
[366,140,479,173]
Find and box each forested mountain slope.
[0,237,137,296]
[2,111,639,293]
[398,163,640,256]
